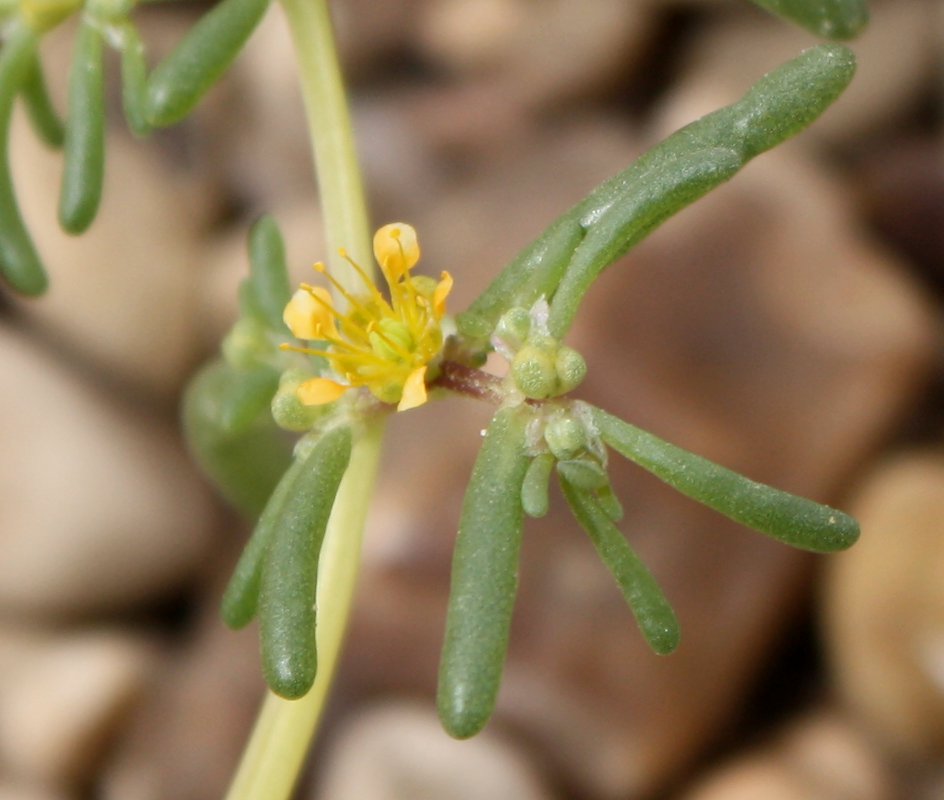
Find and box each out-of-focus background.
[2,0,943,797]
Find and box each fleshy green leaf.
[546,44,856,336]
[521,452,554,518]
[591,407,860,553]
[0,25,47,295]
[247,215,292,330]
[747,0,868,40]
[561,478,680,655]
[459,45,856,341]
[115,22,152,137]
[221,452,308,629]
[59,20,106,234]
[217,366,280,435]
[20,51,64,148]
[258,425,352,699]
[182,360,292,517]
[438,406,530,739]
[145,0,271,127]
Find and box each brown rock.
[336,122,935,799]
[823,452,944,759]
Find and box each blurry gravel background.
[1,0,943,798]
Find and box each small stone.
[313,702,552,800]
[681,709,894,800]
[0,627,153,788]
[823,452,944,759]
[0,785,70,800]
[99,556,264,800]
[418,0,652,110]
[0,327,217,618]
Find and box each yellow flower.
[282,223,453,412]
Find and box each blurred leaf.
[59,20,106,234]
[21,50,64,147]
[182,360,292,517]
[258,425,352,699]
[145,0,270,127]
[438,406,530,739]
[217,366,280,434]
[0,25,47,295]
[247,215,292,331]
[221,451,308,629]
[747,0,868,40]
[591,406,860,552]
[561,477,679,655]
[115,21,152,137]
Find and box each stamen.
[338,248,389,306]
[314,262,376,318]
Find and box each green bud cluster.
[495,304,587,400]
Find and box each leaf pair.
[222,424,352,699]
[458,44,858,343]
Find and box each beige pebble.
[0,326,217,618]
[0,627,153,789]
[0,786,70,800]
[682,709,894,799]
[417,0,652,108]
[315,702,553,800]
[823,452,944,759]
[99,561,263,800]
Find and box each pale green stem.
[281,0,372,289]
[225,2,381,799]
[225,422,383,800]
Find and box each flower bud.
[271,370,329,431]
[544,415,586,461]
[511,345,558,399]
[555,346,587,394]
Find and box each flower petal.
[284,287,338,340]
[297,377,349,406]
[397,366,428,412]
[433,271,453,318]
[374,223,419,283]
